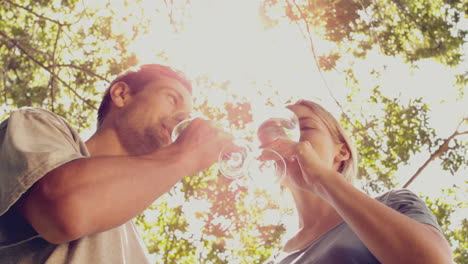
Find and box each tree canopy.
[1,0,467,263]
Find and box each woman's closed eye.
[300,126,316,131]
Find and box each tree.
[424,186,468,264]
[260,0,466,67]
[0,0,140,130]
[261,0,468,262]
[1,0,467,263]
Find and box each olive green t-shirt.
[0,107,150,264]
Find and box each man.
[0,64,231,263]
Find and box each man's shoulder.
[11,107,61,118]
[9,107,71,127]
[1,107,79,144]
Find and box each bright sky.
[81,0,467,248]
[128,0,468,189]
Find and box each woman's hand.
[262,139,337,194]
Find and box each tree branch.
[287,0,363,136]
[1,0,71,26]
[48,25,62,111]
[1,69,8,105]
[456,117,468,131]
[163,0,177,30]
[0,30,96,110]
[55,64,109,82]
[286,0,376,183]
[403,119,468,188]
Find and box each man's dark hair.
[97,64,192,127]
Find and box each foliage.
[1,0,467,263]
[423,185,468,264]
[136,164,285,264]
[342,86,437,192]
[260,0,467,68]
[0,0,141,131]
[261,0,468,261]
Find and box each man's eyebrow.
[162,86,184,104]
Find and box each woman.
[264,99,452,264]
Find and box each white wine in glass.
[246,107,300,184]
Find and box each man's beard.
[117,124,169,155]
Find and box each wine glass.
[246,107,300,184]
[217,139,251,179]
[217,107,300,182]
[243,107,300,230]
[255,108,300,145]
[170,107,300,182]
[171,110,214,142]
[171,118,192,142]
[170,114,250,179]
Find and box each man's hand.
[171,117,233,174]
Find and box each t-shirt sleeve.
[379,188,443,233]
[0,108,85,216]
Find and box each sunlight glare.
[93,0,468,250]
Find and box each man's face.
[115,76,193,155]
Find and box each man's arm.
[16,119,230,244]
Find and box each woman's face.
[287,104,344,174]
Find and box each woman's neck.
[282,189,343,253]
[294,189,338,227]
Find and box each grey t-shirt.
[268,188,442,264]
[0,107,150,264]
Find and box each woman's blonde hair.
[287,99,358,183]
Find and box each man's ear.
[109,82,132,108]
[335,143,350,163]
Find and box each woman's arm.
[287,141,453,264]
[319,173,452,264]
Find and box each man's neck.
[85,127,127,156]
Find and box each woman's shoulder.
[374,188,442,232]
[374,188,421,204]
